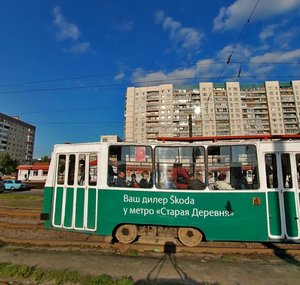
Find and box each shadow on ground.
[135,242,220,285]
[262,242,300,267]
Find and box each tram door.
[52,153,98,232]
[266,152,300,240]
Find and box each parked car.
[0,180,4,193]
[3,179,31,191]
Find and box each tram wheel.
[178,227,202,247]
[115,224,138,244]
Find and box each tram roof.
[156,134,300,142]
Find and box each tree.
[40,155,51,162]
[0,153,19,175]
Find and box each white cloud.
[131,40,300,86]
[53,6,80,41]
[276,27,300,48]
[66,42,91,54]
[214,0,300,31]
[259,20,300,47]
[251,49,300,63]
[259,24,278,41]
[245,49,300,76]
[114,71,125,81]
[155,10,204,53]
[217,44,251,63]
[52,6,92,54]
[114,20,133,32]
[131,59,215,86]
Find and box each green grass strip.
[0,194,43,200]
[0,262,134,285]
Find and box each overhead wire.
[15,106,118,116]
[212,0,261,121]
[237,17,250,77]
[0,61,300,93]
[32,121,122,125]
[219,0,261,78]
[0,62,231,89]
[1,73,300,95]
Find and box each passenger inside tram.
[107,160,117,186]
[265,156,278,188]
[214,173,235,190]
[188,172,206,190]
[128,173,139,188]
[172,163,190,189]
[116,170,128,187]
[208,172,215,190]
[163,170,176,189]
[139,170,152,188]
[230,165,249,190]
[78,158,85,185]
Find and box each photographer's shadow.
[136,241,218,285]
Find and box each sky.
[1,0,300,159]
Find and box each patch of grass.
[126,250,139,257]
[0,193,43,208]
[0,194,42,200]
[0,262,134,285]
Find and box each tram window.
[208,145,259,190]
[78,154,86,186]
[108,145,152,188]
[57,154,66,185]
[67,154,76,185]
[265,154,278,188]
[296,154,300,186]
[155,146,205,190]
[281,154,292,188]
[89,154,97,186]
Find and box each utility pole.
[188,114,192,137]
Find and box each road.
[0,244,300,285]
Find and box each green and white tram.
[41,135,300,246]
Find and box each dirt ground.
[0,244,300,285]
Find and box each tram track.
[0,208,300,257]
[1,231,300,257]
[0,208,41,217]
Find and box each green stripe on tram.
[64,187,74,227]
[87,188,97,229]
[268,192,282,236]
[54,187,64,226]
[284,191,298,238]
[75,188,85,228]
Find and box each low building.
[17,162,49,181]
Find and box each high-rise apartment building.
[125,80,300,142]
[0,113,35,164]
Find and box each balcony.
[146,96,159,101]
[146,106,159,112]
